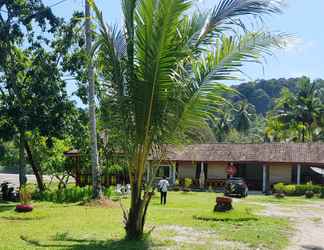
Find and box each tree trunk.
[24,140,45,192]
[85,0,102,199]
[18,133,27,187]
[125,179,153,239]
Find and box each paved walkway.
[0,173,52,187]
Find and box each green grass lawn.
[0,192,292,250]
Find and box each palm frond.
[172,31,287,138]
[91,3,126,98]
[132,0,191,143]
[192,31,288,84]
[197,0,283,45]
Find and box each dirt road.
[261,202,324,250]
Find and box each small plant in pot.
[214,196,233,212]
[305,190,314,199]
[15,185,33,213]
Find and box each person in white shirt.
[158,176,169,205]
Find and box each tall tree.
[0,1,76,190]
[91,0,287,239]
[84,0,102,199]
[232,100,256,134]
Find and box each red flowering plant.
[15,185,33,212]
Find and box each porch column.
[172,164,176,185]
[297,164,301,185]
[262,164,269,193]
[199,162,205,189]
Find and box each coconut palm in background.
[91,0,288,239]
[267,77,324,142]
[232,100,256,135]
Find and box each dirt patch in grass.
[259,202,324,250]
[153,225,256,250]
[80,197,119,208]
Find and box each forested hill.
[232,77,324,115]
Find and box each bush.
[305,190,314,199]
[320,187,324,199]
[19,185,33,205]
[274,182,322,196]
[172,186,180,191]
[273,183,285,194]
[104,186,114,199]
[274,192,285,199]
[33,186,115,203]
[283,185,296,196]
[184,178,192,188]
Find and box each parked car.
[224,177,248,198]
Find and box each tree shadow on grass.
[193,215,258,222]
[0,203,16,212]
[1,215,47,221]
[21,234,157,250]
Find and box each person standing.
[158,176,169,205]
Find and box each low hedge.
[33,186,116,203]
[273,182,323,196]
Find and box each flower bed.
[15,204,33,213]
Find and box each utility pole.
[85,0,102,199]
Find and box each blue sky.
[44,0,324,101]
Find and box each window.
[156,165,170,178]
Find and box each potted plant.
[214,196,233,212]
[15,185,33,212]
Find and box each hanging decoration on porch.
[226,162,237,177]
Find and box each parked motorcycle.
[0,182,19,201]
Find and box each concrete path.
[0,173,52,187]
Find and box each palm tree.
[232,100,256,135]
[91,0,287,239]
[211,105,233,142]
[270,77,324,142]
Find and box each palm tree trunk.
[125,153,154,239]
[125,180,153,239]
[85,0,102,199]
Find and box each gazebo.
[64,149,81,186]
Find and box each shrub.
[305,190,314,199]
[184,178,192,188]
[274,183,322,196]
[273,183,285,193]
[33,186,114,203]
[19,185,33,205]
[274,192,285,199]
[104,186,114,199]
[172,186,180,191]
[283,185,296,196]
[320,187,324,199]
